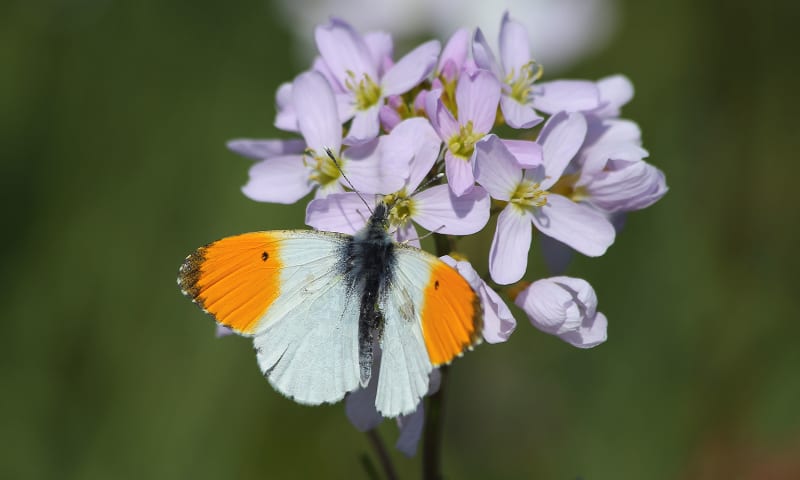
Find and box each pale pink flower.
[475,112,615,284]
[306,118,490,244]
[426,70,501,196]
[315,18,441,144]
[472,12,601,129]
[240,71,390,203]
[515,276,607,348]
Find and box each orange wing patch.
[178,232,283,335]
[420,261,483,365]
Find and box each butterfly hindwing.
[376,246,483,416]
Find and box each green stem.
[366,429,398,480]
[422,233,455,480]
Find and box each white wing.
[375,247,482,417]
[250,232,362,406]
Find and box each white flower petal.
[242,155,313,204]
[499,11,531,74]
[382,40,440,96]
[489,206,533,285]
[537,112,587,189]
[293,71,342,154]
[532,194,615,257]
[474,134,522,201]
[305,193,374,234]
[412,184,490,235]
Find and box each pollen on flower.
[345,71,382,111]
[504,61,543,105]
[549,173,588,203]
[384,191,416,227]
[510,179,548,209]
[447,121,483,159]
[305,151,342,188]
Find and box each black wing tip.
[177,246,208,306]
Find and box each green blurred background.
[2,0,799,478]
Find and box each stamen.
[346,71,382,111]
[447,121,483,159]
[511,180,548,208]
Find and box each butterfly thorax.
[339,203,396,386]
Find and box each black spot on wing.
[261,251,269,261]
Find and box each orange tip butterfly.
[177,201,482,417]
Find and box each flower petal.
[533,80,601,114]
[594,74,634,118]
[515,277,582,334]
[293,71,342,154]
[227,139,306,160]
[532,193,615,257]
[342,137,402,194]
[585,160,668,213]
[344,105,381,145]
[561,312,608,348]
[242,155,313,204]
[382,40,440,96]
[471,28,502,78]
[363,31,394,76]
[489,206,533,285]
[215,325,234,338]
[345,371,382,432]
[412,184,489,235]
[499,11,531,75]
[474,134,522,201]
[381,117,440,192]
[537,111,587,189]
[501,138,543,168]
[393,221,420,248]
[438,28,470,75]
[395,404,425,457]
[426,91,459,140]
[444,151,475,197]
[456,70,501,134]
[539,234,573,275]
[274,82,299,132]
[500,95,543,130]
[305,192,373,234]
[314,18,376,82]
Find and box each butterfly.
[177,201,483,417]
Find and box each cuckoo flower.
[426,69,501,196]
[306,118,490,245]
[515,276,607,348]
[315,18,441,144]
[239,71,391,203]
[472,12,600,129]
[475,112,615,284]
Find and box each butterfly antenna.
[410,172,446,197]
[325,148,374,214]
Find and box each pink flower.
[475,112,615,284]
[472,12,600,129]
[515,276,607,348]
[306,118,490,244]
[315,18,441,144]
[426,70,501,196]
[240,71,390,203]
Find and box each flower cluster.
[228,12,667,454]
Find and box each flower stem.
[366,429,398,480]
[423,233,454,480]
[422,365,449,480]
